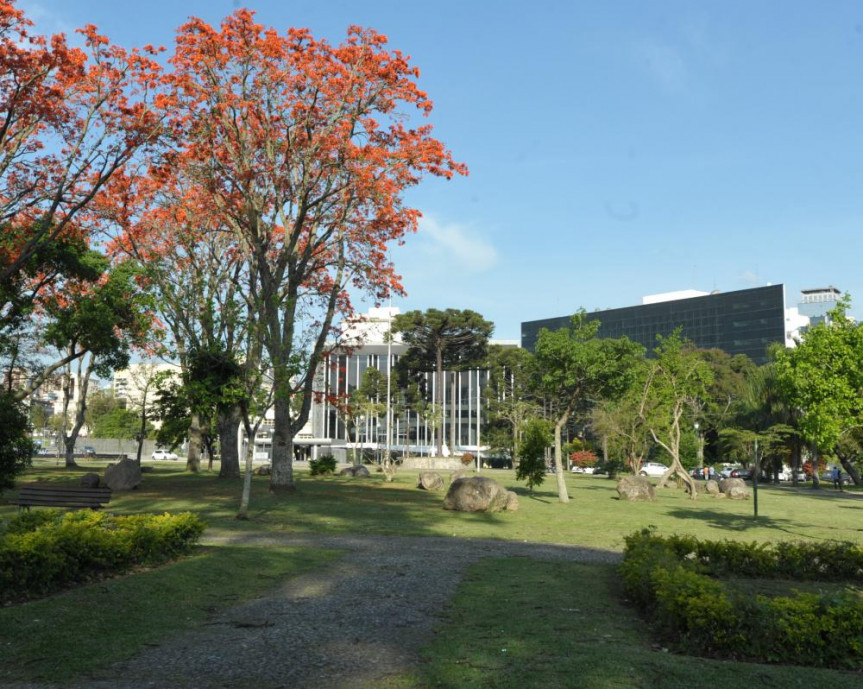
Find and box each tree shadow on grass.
[508,485,556,503]
[664,507,812,538]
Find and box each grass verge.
[8,462,857,550]
[0,544,340,683]
[380,557,861,689]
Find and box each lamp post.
[385,303,393,471]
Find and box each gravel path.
[8,534,622,689]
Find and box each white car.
[152,449,179,461]
[639,462,669,478]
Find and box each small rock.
[417,471,445,491]
[80,473,100,488]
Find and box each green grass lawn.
[2,461,861,684]
[4,460,859,550]
[378,557,862,689]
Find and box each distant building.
[112,362,181,406]
[521,285,787,365]
[244,306,510,463]
[797,286,841,328]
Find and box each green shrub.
[621,529,863,670]
[0,391,33,493]
[0,511,206,602]
[309,454,337,476]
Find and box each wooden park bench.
[16,483,112,511]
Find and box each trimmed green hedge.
[621,529,863,670]
[0,510,206,602]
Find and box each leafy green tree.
[720,363,797,483]
[90,407,142,440]
[638,332,713,498]
[393,309,493,457]
[0,391,33,493]
[485,345,538,466]
[590,358,652,476]
[775,298,863,486]
[532,311,644,503]
[516,417,551,494]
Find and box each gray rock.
[103,457,141,491]
[616,475,656,502]
[505,490,520,511]
[443,476,513,512]
[340,465,371,478]
[80,472,100,488]
[705,479,720,495]
[719,478,750,499]
[450,469,467,483]
[417,471,445,491]
[254,464,272,476]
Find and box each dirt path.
[11,534,621,689]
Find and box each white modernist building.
[244,307,510,463]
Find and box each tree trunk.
[237,422,257,519]
[791,439,802,487]
[553,411,570,504]
[270,394,295,491]
[186,413,202,473]
[218,404,242,478]
[810,444,820,489]
[837,453,861,486]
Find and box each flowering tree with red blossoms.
[164,11,466,490]
[0,0,165,393]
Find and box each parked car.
[729,467,752,480]
[152,449,179,461]
[639,462,669,478]
[719,464,740,479]
[570,466,596,474]
[83,445,96,457]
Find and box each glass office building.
[521,284,786,365]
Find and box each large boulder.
[340,465,371,478]
[616,475,656,502]
[417,471,445,492]
[719,478,750,499]
[103,457,141,491]
[80,473,100,488]
[443,476,514,512]
[685,479,721,496]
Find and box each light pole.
[385,303,393,471]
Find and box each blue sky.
[21,1,863,340]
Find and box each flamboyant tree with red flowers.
[0,0,166,392]
[164,10,466,490]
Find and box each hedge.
[621,529,863,670]
[0,510,206,602]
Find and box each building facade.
[245,307,502,463]
[521,284,788,365]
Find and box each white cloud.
[17,2,76,37]
[739,270,760,285]
[415,215,498,273]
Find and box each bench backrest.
[17,483,112,510]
